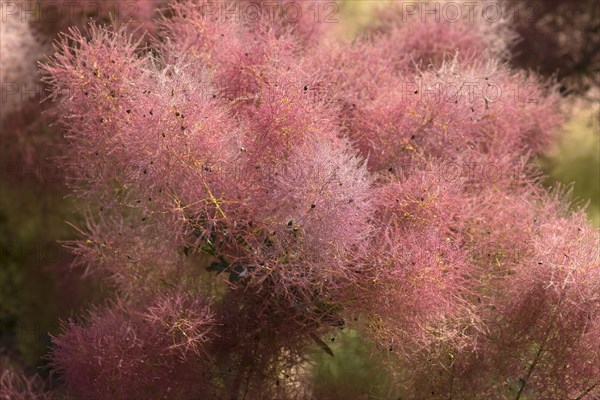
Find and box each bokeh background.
[1,0,598,396]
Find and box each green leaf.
[206,261,227,273]
[310,333,334,357]
[200,243,215,256]
[229,265,248,283]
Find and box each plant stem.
[574,383,597,400]
[514,298,563,400]
[448,361,455,400]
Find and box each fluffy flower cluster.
[50,294,215,399]
[0,0,162,181]
[27,0,600,398]
[0,363,49,400]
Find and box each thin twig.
[514,298,563,400]
[574,383,597,400]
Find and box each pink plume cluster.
[0,363,49,400]
[50,293,215,400]
[0,0,163,183]
[27,0,600,398]
[367,0,517,71]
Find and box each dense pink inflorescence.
[0,365,49,400]
[0,0,163,183]
[29,0,600,398]
[50,294,216,400]
[366,0,517,71]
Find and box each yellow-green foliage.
[546,103,600,227]
[336,0,394,38]
[311,329,394,399]
[0,183,87,365]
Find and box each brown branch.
[574,383,598,400]
[514,298,563,400]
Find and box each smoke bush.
[50,294,215,400]
[0,363,49,400]
[21,0,600,398]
